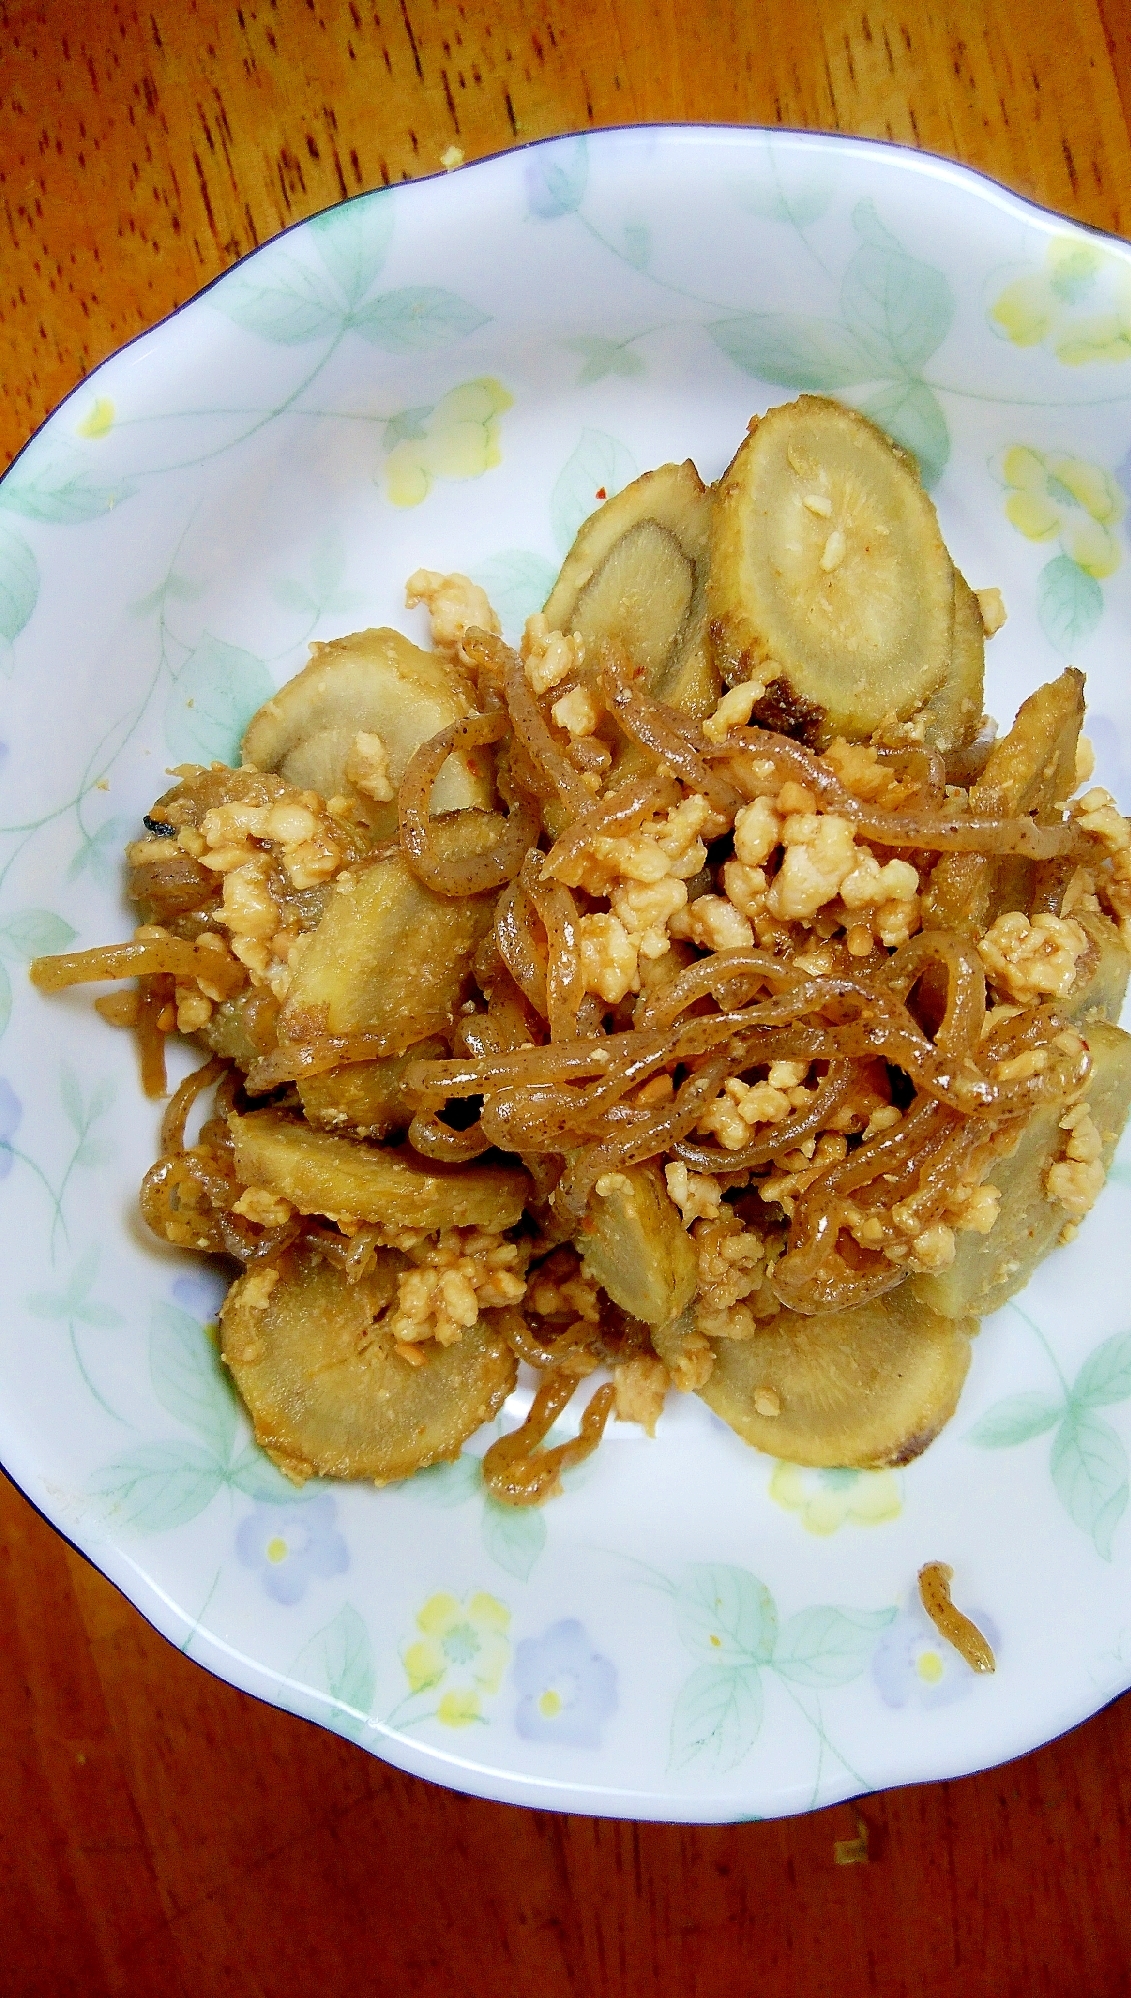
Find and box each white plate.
[2,126,1131,1822]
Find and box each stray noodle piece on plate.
[918,1561,996,1673]
[31,395,1131,1502]
[833,1811,871,1866]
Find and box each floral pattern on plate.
[768,1463,902,1536]
[872,1597,1001,1711]
[236,1495,349,1606]
[968,1309,1131,1560]
[1,127,1130,1821]
[513,1619,618,1747]
[399,1590,512,1728]
[998,444,1125,654]
[989,237,1131,366]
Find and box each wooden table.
[3,4,1131,1992]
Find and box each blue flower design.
[236,1493,348,1606]
[513,1618,617,1747]
[872,1598,1000,1711]
[0,743,10,780]
[0,1079,23,1181]
[172,1270,230,1322]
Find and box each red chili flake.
[595,486,607,500]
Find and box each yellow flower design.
[769,1462,901,1536]
[401,1588,510,1726]
[916,1647,945,1686]
[383,377,513,508]
[989,237,1131,366]
[76,396,115,440]
[1000,445,1125,579]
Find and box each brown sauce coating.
[748,676,827,748]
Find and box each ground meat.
[1047,1102,1106,1221]
[977,910,1089,1002]
[405,569,501,658]
[521,613,583,695]
[664,1162,724,1226]
[613,1354,670,1434]
[345,731,396,803]
[384,1229,527,1347]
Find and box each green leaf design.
[1050,1407,1128,1559]
[622,222,651,270]
[472,550,558,632]
[272,529,363,623]
[27,1244,110,1321]
[0,522,38,662]
[73,1298,123,1329]
[27,1238,101,1318]
[708,313,874,392]
[856,379,950,489]
[294,1603,376,1734]
[89,1441,226,1532]
[130,574,204,619]
[86,1070,123,1118]
[213,252,344,345]
[732,174,832,228]
[350,288,489,353]
[562,336,647,386]
[25,1285,65,1321]
[164,634,274,764]
[269,579,318,616]
[165,573,206,603]
[61,1062,110,1135]
[324,1603,376,1708]
[771,1605,896,1688]
[968,1392,1066,1447]
[711,204,952,419]
[840,199,954,373]
[0,463,136,524]
[309,190,394,308]
[558,1442,601,1494]
[406,1453,483,1506]
[526,136,588,219]
[1037,555,1103,655]
[481,1495,547,1581]
[67,816,136,888]
[60,1064,84,1133]
[549,430,638,555]
[309,528,346,604]
[382,406,433,451]
[88,1074,116,1123]
[150,1302,239,1462]
[0,909,77,961]
[130,583,168,620]
[674,1564,778,1666]
[227,1444,305,1503]
[669,1662,763,1773]
[398,1450,547,1575]
[1073,1331,1131,1409]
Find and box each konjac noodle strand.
[29,394,1131,1504]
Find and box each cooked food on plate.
[32,395,1131,1504]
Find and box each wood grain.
[6,1463,1131,1998]
[2,3,1131,1993]
[2,0,1129,468]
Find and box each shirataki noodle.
[27,412,1131,1504]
